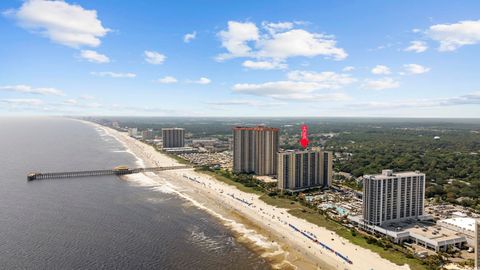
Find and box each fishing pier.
[27,165,191,181]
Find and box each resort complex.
[98,119,480,269]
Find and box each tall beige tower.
[277,150,332,191]
[162,128,185,148]
[233,126,279,175]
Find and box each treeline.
[326,128,480,210]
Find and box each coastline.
[87,121,411,270]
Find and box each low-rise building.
[349,215,467,252]
[438,217,476,246]
[142,129,156,140]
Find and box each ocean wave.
[125,171,285,260]
[88,123,292,268]
[93,126,146,168]
[188,225,225,252]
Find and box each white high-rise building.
[363,170,425,226]
[128,128,138,137]
[277,150,332,191]
[162,128,185,148]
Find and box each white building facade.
[363,170,426,226]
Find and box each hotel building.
[363,170,425,226]
[233,126,279,175]
[162,128,185,148]
[476,219,480,270]
[277,150,332,191]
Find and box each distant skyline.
[1,0,480,117]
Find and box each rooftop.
[438,217,477,232]
[349,215,467,246]
[162,128,184,130]
[233,126,279,131]
[365,170,425,179]
[407,225,463,243]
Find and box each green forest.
[92,116,480,210]
[324,127,480,210]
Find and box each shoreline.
[86,120,411,270]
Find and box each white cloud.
[91,71,136,78]
[232,68,354,101]
[354,92,480,109]
[233,81,349,101]
[404,41,428,53]
[427,20,480,51]
[208,100,286,107]
[287,70,356,88]
[242,60,287,70]
[371,65,391,75]
[216,21,347,63]
[403,64,430,75]
[187,77,212,84]
[363,77,400,90]
[217,21,259,60]
[412,28,422,33]
[63,98,78,105]
[0,98,44,106]
[9,0,109,48]
[262,21,294,34]
[80,50,110,63]
[156,76,178,84]
[342,66,355,72]
[191,77,211,84]
[234,81,321,94]
[144,50,166,64]
[257,29,347,60]
[0,84,64,96]
[208,100,255,106]
[80,95,95,100]
[183,31,196,43]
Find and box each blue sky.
[0,0,479,117]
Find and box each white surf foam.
[84,122,290,265]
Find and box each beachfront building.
[277,150,332,191]
[128,128,138,137]
[476,219,480,270]
[349,214,466,252]
[233,126,279,176]
[142,129,156,140]
[162,128,185,148]
[363,170,426,226]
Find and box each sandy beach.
[90,121,411,270]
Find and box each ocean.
[0,117,270,269]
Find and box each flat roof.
[162,128,184,130]
[233,126,279,131]
[407,226,463,243]
[438,217,476,232]
[279,149,327,155]
[365,171,425,179]
[348,215,466,245]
